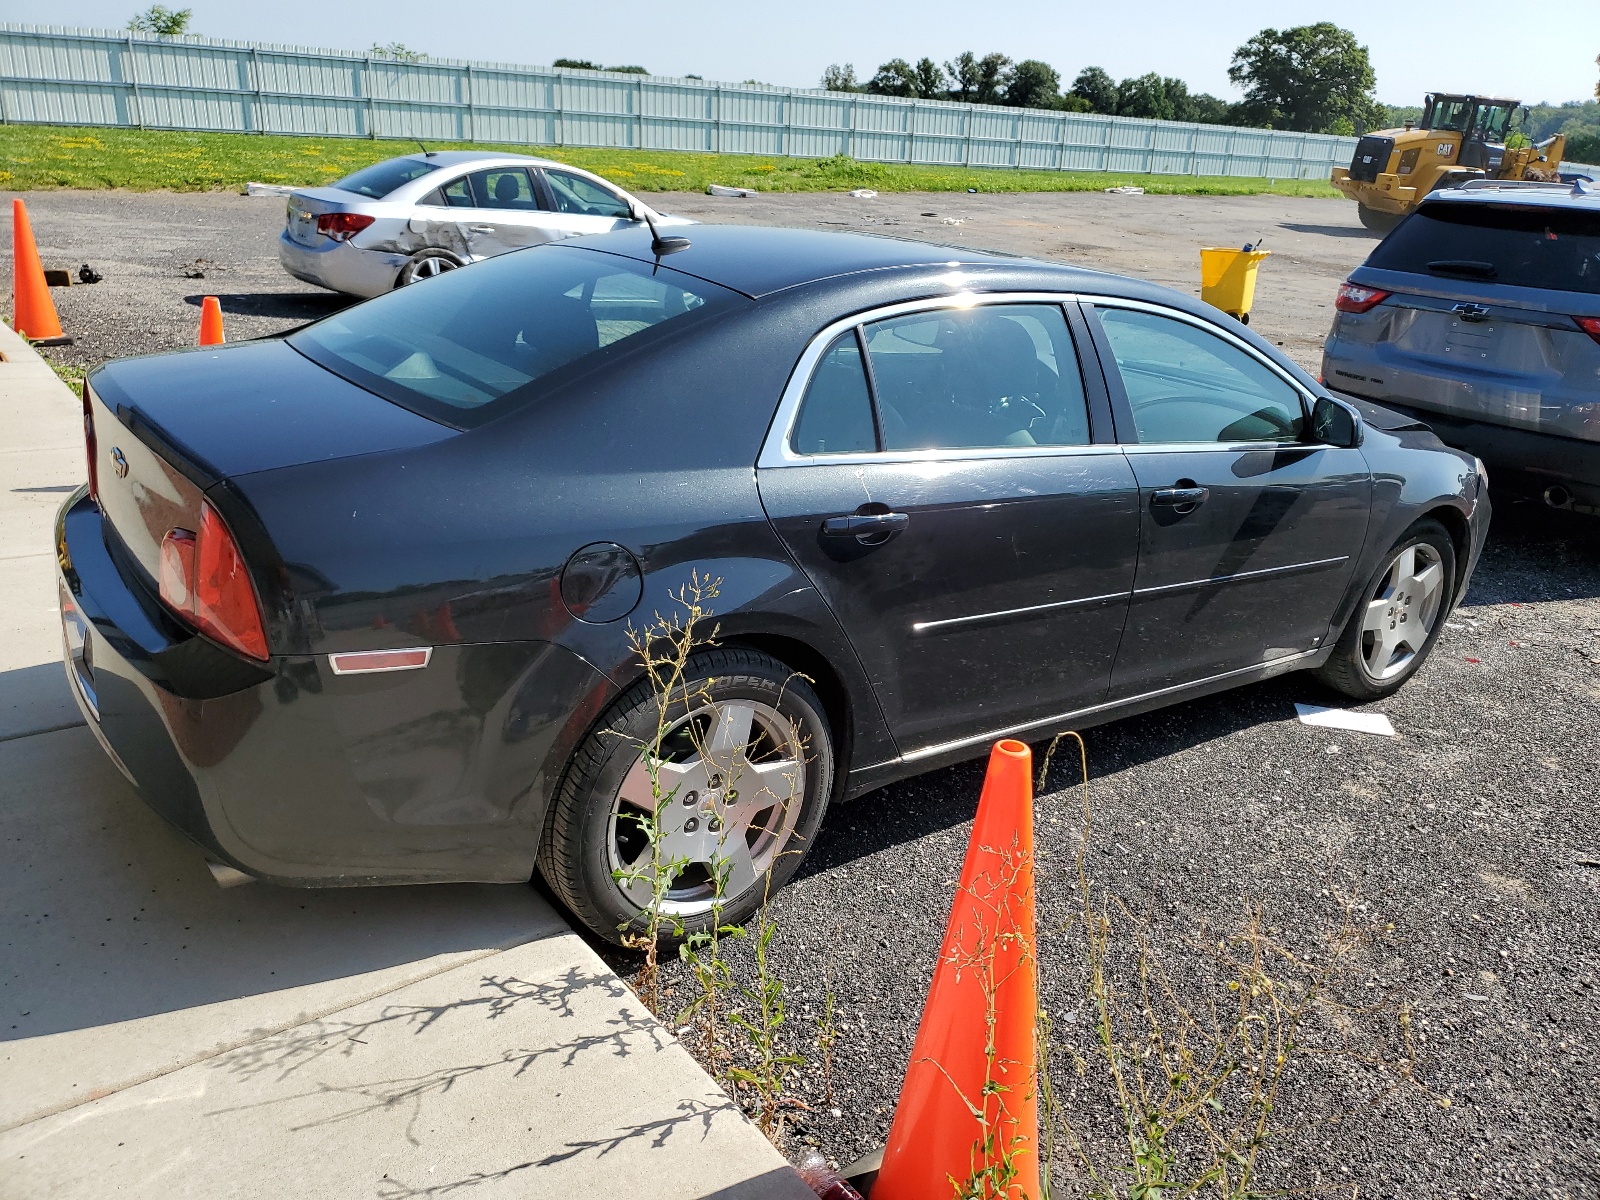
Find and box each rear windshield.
[1367,201,1600,295]
[289,245,742,427]
[333,158,440,199]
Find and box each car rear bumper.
[277,230,404,299]
[57,489,612,886]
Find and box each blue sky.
[14,0,1600,105]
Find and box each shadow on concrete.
[368,1096,752,1198]
[0,722,560,1042]
[0,660,83,743]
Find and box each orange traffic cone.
[198,295,225,346]
[872,738,1039,1200]
[11,199,70,346]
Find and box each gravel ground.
[2,187,1371,373]
[6,185,1597,1195]
[700,492,1600,1198]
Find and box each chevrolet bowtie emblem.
[110,447,129,478]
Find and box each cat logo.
[1437,143,1454,158]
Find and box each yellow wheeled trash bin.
[1200,246,1270,325]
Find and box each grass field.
[0,123,1342,197]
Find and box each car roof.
[1421,181,1600,214]
[391,150,546,169]
[564,223,1085,299]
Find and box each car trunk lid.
[284,187,366,246]
[88,339,454,586]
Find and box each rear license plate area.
[1444,320,1494,361]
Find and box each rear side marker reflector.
[328,648,433,675]
[1575,316,1600,345]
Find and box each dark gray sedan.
[62,225,1489,943]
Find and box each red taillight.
[158,502,269,661]
[316,212,375,242]
[1576,316,1600,345]
[1335,282,1392,314]
[81,386,98,504]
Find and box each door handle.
[821,511,909,542]
[1151,485,1210,512]
[467,224,495,233]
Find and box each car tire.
[395,248,464,287]
[1314,518,1456,701]
[538,648,834,947]
[1357,205,1399,234]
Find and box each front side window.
[544,170,633,219]
[1474,104,1513,141]
[333,157,439,200]
[289,245,739,427]
[1095,307,1305,444]
[862,304,1091,451]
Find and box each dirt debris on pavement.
[3,185,1596,1194]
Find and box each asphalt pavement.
[4,184,1597,1195]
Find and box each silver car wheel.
[413,255,455,279]
[604,698,806,918]
[398,252,460,286]
[1360,541,1445,681]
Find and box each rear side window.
[864,304,1090,451]
[1095,307,1305,444]
[792,333,876,455]
[332,157,439,199]
[465,167,544,211]
[288,246,741,428]
[1367,203,1600,295]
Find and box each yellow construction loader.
[1331,93,1567,230]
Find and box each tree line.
[822,22,1388,136]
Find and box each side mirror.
[1311,395,1363,448]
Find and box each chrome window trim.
[758,291,1327,469]
[1120,441,1344,454]
[758,291,1105,470]
[1078,293,1320,439]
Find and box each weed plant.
[1037,732,1422,1198]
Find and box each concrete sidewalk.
[0,322,810,1200]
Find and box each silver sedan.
[277,150,693,297]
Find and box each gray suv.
[1322,180,1600,510]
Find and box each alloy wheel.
[412,255,457,279]
[605,699,806,917]
[1360,541,1445,681]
